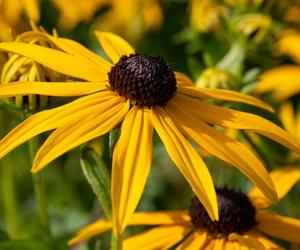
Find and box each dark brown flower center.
[108,54,177,106]
[189,187,256,237]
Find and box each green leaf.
[0,230,9,242]
[0,240,52,250]
[80,146,112,220]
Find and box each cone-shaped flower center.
[189,187,256,237]
[108,54,177,106]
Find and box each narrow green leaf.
[109,126,120,158]
[80,146,112,220]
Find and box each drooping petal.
[68,220,112,246]
[68,211,190,246]
[0,81,107,97]
[0,91,115,160]
[256,65,300,100]
[166,99,277,204]
[32,97,129,172]
[22,0,40,21]
[0,42,106,81]
[123,225,190,250]
[152,107,218,221]
[175,94,300,154]
[112,107,153,234]
[95,32,135,64]
[278,31,300,64]
[178,85,274,112]
[256,211,300,243]
[229,233,265,250]
[248,167,300,208]
[176,231,207,250]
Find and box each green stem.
[27,137,52,239]
[1,156,19,238]
[111,231,123,250]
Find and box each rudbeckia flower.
[255,30,300,100]
[0,32,299,234]
[69,167,300,250]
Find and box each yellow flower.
[69,167,300,250]
[0,0,39,41]
[92,0,163,40]
[0,32,299,234]
[1,24,66,111]
[196,68,233,90]
[255,30,300,101]
[236,14,273,43]
[51,0,109,30]
[189,0,224,32]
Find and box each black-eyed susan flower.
[0,32,299,235]
[256,30,300,100]
[69,167,300,250]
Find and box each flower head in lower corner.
[0,32,299,234]
[70,167,300,250]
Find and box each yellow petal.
[167,98,277,204]
[178,85,274,113]
[256,65,300,100]
[229,233,265,250]
[247,231,284,250]
[176,94,300,154]
[68,220,112,246]
[0,42,106,81]
[32,97,129,172]
[175,72,194,86]
[152,107,218,221]
[257,210,300,243]
[123,225,190,250]
[112,107,153,234]
[248,167,300,208]
[0,91,114,160]
[127,211,191,226]
[279,102,297,139]
[69,211,190,246]
[19,31,112,70]
[95,32,135,64]
[176,231,207,250]
[212,238,226,250]
[0,81,107,97]
[278,31,300,64]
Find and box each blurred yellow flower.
[70,167,300,250]
[236,13,272,43]
[51,0,108,30]
[256,30,300,100]
[196,68,233,89]
[92,0,163,40]
[0,32,300,235]
[189,0,224,32]
[0,0,39,41]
